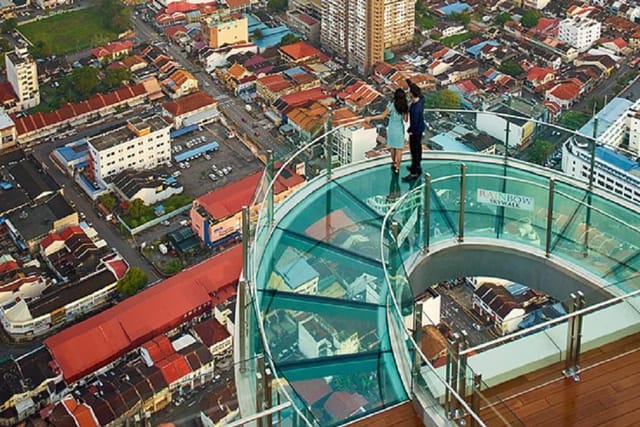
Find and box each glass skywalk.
[240,111,640,426]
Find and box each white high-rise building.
[333,122,378,165]
[562,98,640,203]
[321,0,414,74]
[87,115,171,184]
[6,46,39,110]
[558,16,601,52]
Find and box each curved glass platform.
[240,111,640,426]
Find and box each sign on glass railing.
[477,188,535,211]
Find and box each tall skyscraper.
[6,45,39,110]
[321,0,414,75]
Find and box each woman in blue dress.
[372,88,408,173]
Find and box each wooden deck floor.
[347,402,423,427]
[479,332,640,427]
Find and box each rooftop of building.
[88,114,169,151]
[7,193,74,242]
[44,245,241,382]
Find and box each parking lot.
[168,121,263,200]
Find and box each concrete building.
[321,0,413,74]
[562,98,640,204]
[86,115,171,184]
[476,106,535,149]
[523,0,551,9]
[0,109,16,151]
[286,10,321,44]
[204,13,248,48]
[558,16,601,52]
[333,121,378,165]
[6,46,39,110]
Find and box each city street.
[30,145,160,283]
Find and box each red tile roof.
[548,81,581,101]
[40,225,85,251]
[278,87,331,109]
[279,41,323,61]
[258,74,291,92]
[142,335,174,363]
[91,41,133,60]
[0,81,16,104]
[162,90,216,117]
[157,353,192,384]
[44,245,241,383]
[104,257,128,280]
[12,82,149,136]
[195,170,304,220]
[292,379,332,405]
[60,397,99,427]
[323,392,367,420]
[0,260,19,275]
[192,317,230,347]
[166,1,199,13]
[526,66,555,82]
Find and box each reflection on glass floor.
[252,153,640,426]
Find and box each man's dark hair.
[406,78,421,97]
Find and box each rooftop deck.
[347,402,423,427]
[481,332,640,426]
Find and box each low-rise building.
[204,13,248,48]
[6,193,77,253]
[190,170,304,249]
[0,255,127,338]
[85,114,171,184]
[111,170,183,206]
[161,69,199,99]
[91,41,133,63]
[476,105,535,149]
[162,90,219,128]
[286,11,320,44]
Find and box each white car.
[209,173,218,181]
[204,154,211,160]
[185,161,191,168]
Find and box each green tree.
[498,59,524,77]
[162,258,183,274]
[521,10,541,28]
[30,40,52,59]
[495,12,512,26]
[252,28,264,39]
[99,193,117,210]
[280,33,300,46]
[1,18,17,33]
[448,12,471,25]
[267,0,287,12]
[425,89,460,109]
[93,0,131,32]
[128,198,146,219]
[559,111,590,130]
[68,66,99,98]
[116,267,148,297]
[102,68,131,91]
[586,95,605,114]
[527,139,554,165]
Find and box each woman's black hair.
[393,88,408,115]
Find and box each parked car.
[209,173,218,181]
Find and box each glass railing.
[379,108,640,424]
[241,108,640,426]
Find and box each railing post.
[470,374,482,427]
[545,178,555,257]
[422,173,432,252]
[448,333,461,418]
[266,149,274,227]
[238,278,247,373]
[256,354,265,427]
[264,366,273,426]
[573,291,585,379]
[458,331,469,406]
[412,301,423,391]
[390,221,400,295]
[325,107,334,181]
[504,120,510,162]
[458,163,466,242]
[242,206,250,278]
[563,292,585,381]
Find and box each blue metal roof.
[54,140,88,162]
[438,2,471,16]
[254,26,293,50]
[595,146,640,172]
[276,258,319,290]
[579,97,633,139]
[173,141,219,162]
[430,133,475,153]
[466,40,500,57]
[170,124,199,139]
